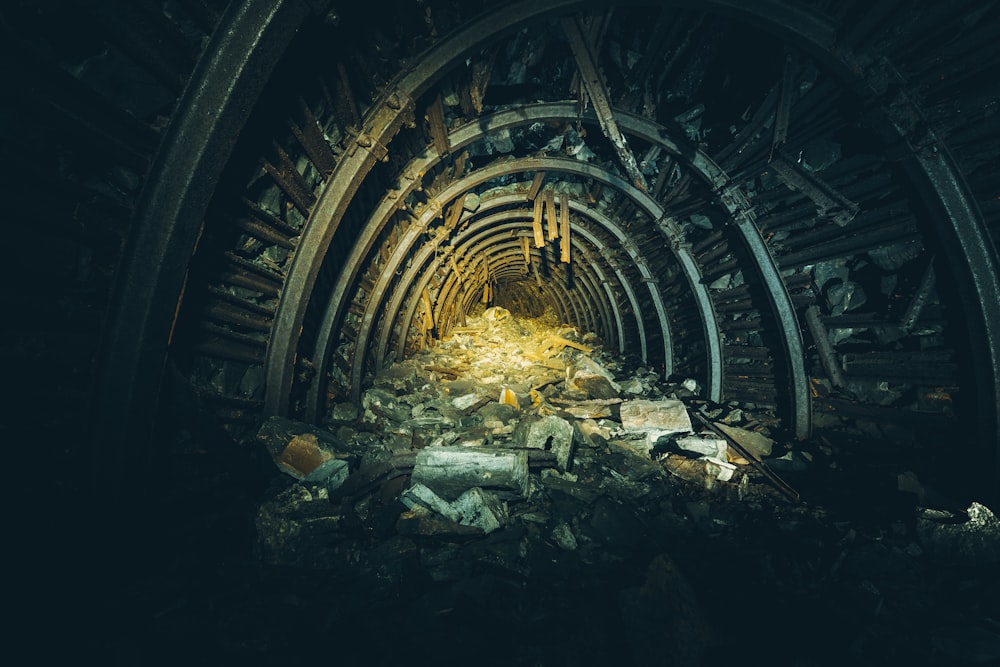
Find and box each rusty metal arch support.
[343,156,701,406]
[94,0,329,500]
[299,102,726,421]
[376,227,600,384]
[425,192,637,353]
[388,216,618,364]
[412,233,612,350]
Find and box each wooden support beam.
[444,197,464,232]
[427,93,450,156]
[532,195,545,248]
[545,189,559,240]
[560,192,571,263]
[528,171,546,200]
[421,287,435,329]
[449,255,464,284]
[336,61,361,128]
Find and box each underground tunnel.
[5,0,1000,664]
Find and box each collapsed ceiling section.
[5,1,994,498]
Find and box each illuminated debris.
[411,446,530,500]
[675,435,728,459]
[714,423,774,459]
[574,418,612,449]
[618,398,694,451]
[513,414,575,470]
[566,355,621,399]
[257,416,351,490]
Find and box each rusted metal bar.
[561,16,648,192]
[900,259,936,334]
[233,200,300,249]
[771,50,797,155]
[689,409,800,503]
[805,305,847,389]
[292,97,338,174]
[336,61,361,128]
[204,300,273,332]
[263,142,316,215]
[779,223,919,269]
[770,150,859,227]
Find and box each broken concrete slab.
[715,423,774,459]
[400,483,462,523]
[567,355,621,399]
[618,398,693,447]
[513,414,575,470]
[411,447,530,500]
[676,435,728,459]
[453,487,509,534]
[574,418,611,449]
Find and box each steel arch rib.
[388,217,616,365]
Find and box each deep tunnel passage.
[4,0,999,664]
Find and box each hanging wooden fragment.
[532,196,545,248]
[528,171,546,201]
[499,387,519,409]
[443,198,464,234]
[545,189,558,240]
[421,287,435,329]
[560,193,571,263]
[427,93,449,157]
[449,255,463,283]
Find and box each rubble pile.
[247,308,999,666]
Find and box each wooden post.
[532,195,545,248]
[560,193,571,263]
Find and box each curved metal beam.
[388,217,615,364]
[346,156,692,405]
[301,101,717,421]
[94,0,322,500]
[426,196,631,349]
[378,227,599,375]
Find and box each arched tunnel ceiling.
[9,0,992,501]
